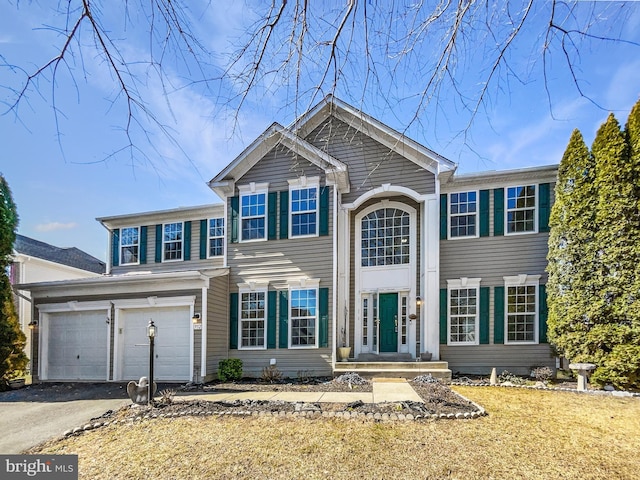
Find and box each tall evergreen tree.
[0,175,27,390]
[546,130,597,364]
[589,102,640,388]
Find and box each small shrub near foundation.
[261,365,283,383]
[218,359,243,382]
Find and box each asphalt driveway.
[0,383,130,454]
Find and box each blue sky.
[1,2,639,261]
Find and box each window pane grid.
[507,285,536,342]
[362,297,368,346]
[361,208,410,267]
[209,218,224,257]
[241,193,266,240]
[449,288,477,343]
[163,223,182,261]
[120,227,139,264]
[401,296,408,345]
[291,187,317,237]
[507,186,535,233]
[241,292,265,347]
[450,192,477,237]
[290,289,317,347]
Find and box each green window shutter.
[199,219,207,259]
[439,289,447,344]
[230,196,239,243]
[479,287,490,344]
[479,190,490,237]
[111,229,120,267]
[319,287,329,347]
[539,284,548,343]
[155,224,162,263]
[267,291,277,349]
[279,291,289,349]
[229,293,238,349]
[494,286,505,344]
[184,221,191,261]
[139,226,147,265]
[268,192,277,240]
[538,183,551,233]
[493,188,504,236]
[279,190,289,240]
[440,194,447,240]
[319,187,329,236]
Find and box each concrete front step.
[334,361,452,381]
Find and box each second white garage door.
[118,306,191,382]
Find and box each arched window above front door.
[361,208,410,267]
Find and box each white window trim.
[238,182,269,243]
[238,282,268,350]
[503,274,541,345]
[162,221,184,263]
[447,278,481,346]
[288,176,320,239]
[448,191,479,240]
[288,279,320,349]
[120,226,141,266]
[208,217,225,258]
[505,184,538,236]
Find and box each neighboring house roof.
[14,234,106,275]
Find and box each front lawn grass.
[31,386,640,479]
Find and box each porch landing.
[334,357,452,381]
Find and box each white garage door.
[46,310,109,381]
[118,306,191,381]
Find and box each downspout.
[200,286,208,381]
[332,185,339,370]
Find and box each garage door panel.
[119,306,191,382]
[46,311,108,381]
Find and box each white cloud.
[36,222,78,232]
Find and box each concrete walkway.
[179,378,423,404]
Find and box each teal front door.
[379,293,398,353]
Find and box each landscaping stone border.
[450,380,640,398]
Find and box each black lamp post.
[147,320,156,405]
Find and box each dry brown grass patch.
[30,387,640,479]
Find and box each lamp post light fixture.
[147,320,156,405]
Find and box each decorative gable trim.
[209,123,350,196]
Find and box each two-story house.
[20,96,556,383]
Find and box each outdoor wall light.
[416,296,422,307]
[147,319,157,338]
[192,313,201,324]
[28,320,38,330]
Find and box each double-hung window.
[240,289,266,348]
[506,185,536,234]
[239,183,268,241]
[289,177,319,237]
[447,278,481,345]
[120,227,140,265]
[163,222,183,261]
[290,287,318,348]
[504,275,540,344]
[449,191,477,238]
[208,218,224,257]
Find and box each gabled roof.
[14,235,105,274]
[208,122,350,197]
[208,96,457,198]
[293,95,457,176]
